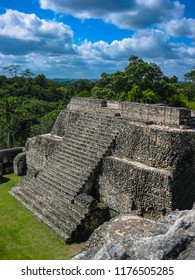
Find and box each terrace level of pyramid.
[10,98,195,242]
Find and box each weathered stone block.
[98,156,173,217]
[13,152,27,176]
[73,209,195,260]
[9,98,195,247]
[0,147,23,174]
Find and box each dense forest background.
[0,55,194,149]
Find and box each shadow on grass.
[0,176,10,184]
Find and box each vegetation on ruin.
[0,55,194,149]
[0,174,82,260]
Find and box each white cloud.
[0,8,194,80]
[0,9,74,55]
[75,29,176,61]
[161,18,195,39]
[40,0,184,29]
[70,29,194,79]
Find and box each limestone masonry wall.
[66,98,194,215]
[10,97,195,243]
[99,156,172,216]
[68,97,192,127]
[25,134,62,176]
[0,147,23,175]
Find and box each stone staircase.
[10,112,120,242]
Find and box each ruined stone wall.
[113,122,195,170]
[51,110,82,137]
[98,156,172,217]
[20,97,195,219]
[0,147,23,174]
[50,98,195,216]
[68,97,192,127]
[98,119,195,216]
[25,134,62,176]
[67,97,107,111]
[118,102,190,126]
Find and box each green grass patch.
[0,174,82,260]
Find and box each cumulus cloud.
[0,6,194,80]
[40,0,184,29]
[63,28,195,79]
[162,18,195,39]
[75,29,177,61]
[0,9,74,55]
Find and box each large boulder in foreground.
[73,208,195,260]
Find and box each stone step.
[45,162,84,182]
[63,133,115,149]
[44,163,85,182]
[66,121,116,135]
[57,144,102,162]
[73,122,118,135]
[60,141,106,157]
[16,176,74,204]
[46,157,89,177]
[63,137,109,151]
[79,118,121,130]
[65,128,116,143]
[54,149,99,167]
[47,157,94,174]
[45,163,90,185]
[58,141,107,160]
[12,180,88,230]
[58,144,100,159]
[76,113,116,126]
[45,164,87,186]
[12,187,78,235]
[60,138,110,154]
[24,182,87,223]
[9,190,70,242]
[18,177,88,219]
[37,174,78,199]
[39,169,84,194]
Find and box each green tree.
[127,85,141,102]
[75,90,92,98]
[0,97,29,147]
[20,69,35,79]
[125,55,164,92]
[184,68,195,83]
[182,68,195,110]
[141,89,158,104]
[3,65,21,77]
[30,110,60,136]
[33,74,47,87]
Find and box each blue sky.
[0,0,194,80]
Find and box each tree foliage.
[91,55,194,109]
[0,58,194,149]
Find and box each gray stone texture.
[10,106,118,242]
[0,147,23,175]
[73,209,195,260]
[68,98,193,127]
[13,152,27,176]
[98,156,172,216]
[9,98,195,246]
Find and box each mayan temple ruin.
[10,97,195,243]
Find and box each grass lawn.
[0,174,82,260]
